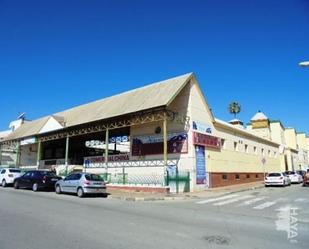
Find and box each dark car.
[13,170,62,191]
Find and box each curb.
[108,184,265,202]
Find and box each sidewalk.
[106,181,265,201]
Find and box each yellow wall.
[210,125,281,173]
[284,128,297,150]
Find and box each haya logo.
[275,206,298,243]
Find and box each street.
[0,185,308,249]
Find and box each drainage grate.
[204,235,231,245]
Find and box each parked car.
[0,168,23,187]
[296,170,306,179]
[285,171,303,184]
[13,170,62,191]
[55,173,106,197]
[303,169,309,187]
[265,172,291,187]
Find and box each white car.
[0,168,23,187]
[286,171,303,184]
[265,172,291,187]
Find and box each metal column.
[65,135,70,175]
[105,128,109,173]
[36,140,41,168]
[163,113,168,185]
[0,143,2,165]
[15,142,21,167]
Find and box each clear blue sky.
[0,0,308,134]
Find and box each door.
[19,171,32,188]
[0,169,5,183]
[62,174,75,192]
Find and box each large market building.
[0,73,308,192]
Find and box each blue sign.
[193,121,212,134]
[196,145,207,185]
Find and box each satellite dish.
[17,112,26,120]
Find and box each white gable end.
[39,117,63,134]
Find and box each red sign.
[192,132,221,149]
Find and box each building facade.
[1,73,308,191]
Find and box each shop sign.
[132,132,188,156]
[84,154,130,168]
[196,145,207,185]
[192,121,212,134]
[20,137,37,145]
[192,132,221,149]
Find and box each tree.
[229,102,241,118]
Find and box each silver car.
[55,173,106,197]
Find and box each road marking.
[196,194,239,204]
[294,198,308,203]
[213,195,253,206]
[253,201,276,210]
[237,197,266,206]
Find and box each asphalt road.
[0,185,308,249]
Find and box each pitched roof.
[214,118,279,147]
[4,73,193,141]
[251,111,268,121]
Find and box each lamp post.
[299,61,309,68]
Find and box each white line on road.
[213,195,253,206]
[253,201,277,210]
[196,194,239,204]
[294,198,308,203]
[237,197,266,206]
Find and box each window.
[85,174,104,181]
[254,146,257,154]
[0,169,5,174]
[234,142,238,151]
[222,174,228,180]
[245,144,249,153]
[246,174,250,179]
[235,174,240,180]
[268,150,271,157]
[274,151,277,158]
[9,169,21,173]
[261,148,265,156]
[255,174,259,179]
[221,139,226,149]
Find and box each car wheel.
[14,181,19,189]
[2,179,6,188]
[55,185,62,194]
[77,187,84,198]
[32,183,39,192]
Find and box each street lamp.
[299,61,309,67]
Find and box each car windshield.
[40,171,57,177]
[9,169,21,173]
[85,174,103,181]
[268,173,281,177]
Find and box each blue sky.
[0,0,308,134]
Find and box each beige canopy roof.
[4,73,193,141]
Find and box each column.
[15,142,21,167]
[163,113,168,185]
[36,140,41,168]
[65,135,70,175]
[0,143,2,165]
[105,128,109,171]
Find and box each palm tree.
[229,102,241,118]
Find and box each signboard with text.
[196,145,207,185]
[132,132,188,156]
[84,154,130,168]
[192,132,221,149]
